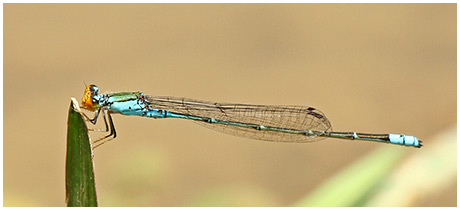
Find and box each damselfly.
[80,85,422,149]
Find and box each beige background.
[4,4,456,207]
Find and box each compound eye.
[90,85,99,95]
[82,85,101,111]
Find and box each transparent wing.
[144,95,332,143]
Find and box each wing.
[144,95,332,143]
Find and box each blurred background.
[3,4,456,207]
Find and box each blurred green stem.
[295,125,456,207]
[295,146,407,207]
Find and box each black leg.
[101,110,109,132]
[106,111,117,139]
[81,107,111,133]
[81,107,102,125]
[92,111,117,149]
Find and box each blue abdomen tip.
[389,134,422,148]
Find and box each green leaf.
[65,98,98,207]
